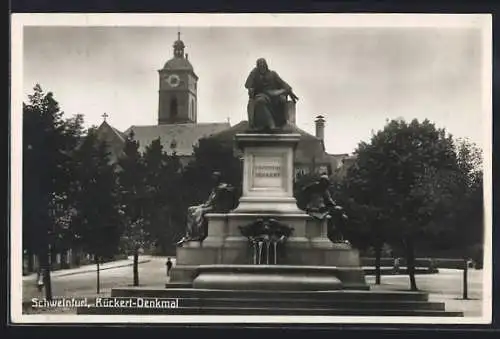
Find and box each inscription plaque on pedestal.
[235,133,303,212]
[251,155,283,189]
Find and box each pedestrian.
[166,257,173,277]
[393,257,401,274]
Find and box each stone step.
[149,297,446,310]
[111,288,430,302]
[165,282,192,289]
[77,305,462,317]
[363,267,438,275]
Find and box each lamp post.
[463,257,470,300]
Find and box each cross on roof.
[177,28,181,41]
[170,138,177,150]
[102,112,109,121]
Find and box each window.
[190,98,195,121]
[170,97,178,118]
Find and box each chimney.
[185,53,189,60]
[315,115,325,141]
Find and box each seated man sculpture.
[300,175,349,243]
[177,172,237,246]
[245,58,299,132]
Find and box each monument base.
[171,263,367,291]
[171,212,368,290]
[192,265,343,291]
[170,132,369,291]
[78,286,463,316]
[234,196,303,214]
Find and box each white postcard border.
[10,13,493,325]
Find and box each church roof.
[209,120,333,165]
[111,125,128,141]
[95,121,128,163]
[124,123,230,155]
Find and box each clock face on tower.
[165,74,180,88]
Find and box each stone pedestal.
[170,132,368,290]
[234,133,303,214]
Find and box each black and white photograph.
[10,13,492,324]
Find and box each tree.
[182,137,243,207]
[139,138,185,254]
[333,156,399,285]
[293,171,321,206]
[448,139,484,265]
[117,131,148,286]
[23,84,82,299]
[163,148,184,252]
[50,113,86,269]
[341,118,459,290]
[71,129,123,293]
[142,138,172,254]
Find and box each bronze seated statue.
[245,58,298,133]
[177,172,238,246]
[299,175,349,243]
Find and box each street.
[365,268,484,316]
[23,256,170,302]
[366,269,483,298]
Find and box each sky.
[21,16,489,155]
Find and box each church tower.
[158,32,198,125]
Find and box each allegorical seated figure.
[300,175,349,243]
[245,58,299,132]
[177,172,237,246]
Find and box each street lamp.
[463,257,473,300]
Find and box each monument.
[176,171,238,245]
[79,59,462,316]
[169,58,368,291]
[299,175,350,242]
[245,58,299,132]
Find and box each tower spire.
[173,28,185,58]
